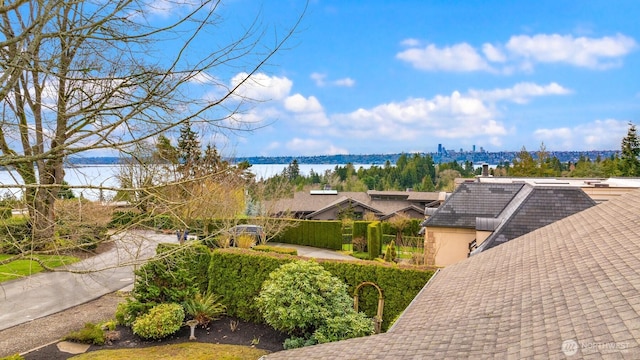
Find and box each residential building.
[268,190,442,220]
[423,182,595,267]
[264,188,640,359]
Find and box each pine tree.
[620,123,640,176]
[177,121,201,178]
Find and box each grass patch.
[0,254,80,282]
[69,343,269,360]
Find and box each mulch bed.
[23,316,288,360]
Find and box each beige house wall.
[475,230,492,246]
[424,226,476,267]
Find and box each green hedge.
[253,244,298,256]
[0,217,32,254]
[352,221,372,240]
[207,249,433,332]
[0,207,11,220]
[367,222,382,260]
[273,220,342,250]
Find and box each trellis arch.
[353,281,384,333]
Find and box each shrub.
[352,236,367,252]
[256,261,373,346]
[183,292,226,327]
[132,243,211,305]
[132,303,185,340]
[312,312,374,344]
[235,233,255,249]
[384,240,397,262]
[114,299,155,327]
[0,207,11,220]
[63,322,106,345]
[253,245,297,256]
[208,249,433,331]
[0,217,32,254]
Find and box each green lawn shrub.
[207,249,433,332]
[132,303,185,340]
[256,261,373,348]
[63,322,106,345]
[252,245,297,255]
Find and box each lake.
[0,164,372,201]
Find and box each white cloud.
[333,77,355,87]
[284,94,330,126]
[284,94,323,113]
[482,43,506,62]
[534,119,629,150]
[396,43,493,72]
[310,72,327,87]
[310,73,355,87]
[330,91,506,142]
[285,138,348,156]
[469,82,572,104]
[187,72,217,85]
[398,33,636,73]
[506,33,637,69]
[230,72,293,101]
[145,0,198,18]
[400,38,421,47]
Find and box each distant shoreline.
[62,150,621,167]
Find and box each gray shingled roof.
[264,188,640,359]
[425,182,524,228]
[475,185,597,252]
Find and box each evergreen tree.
[177,121,201,178]
[619,123,640,176]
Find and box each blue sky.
[178,0,640,157]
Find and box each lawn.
[0,253,80,282]
[341,243,423,260]
[69,343,269,360]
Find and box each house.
[263,188,640,359]
[423,182,596,267]
[472,176,640,203]
[268,190,442,220]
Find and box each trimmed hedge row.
[273,220,342,250]
[253,244,298,256]
[367,222,382,259]
[206,249,433,332]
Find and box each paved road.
[0,230,177,331]
[269,243,356,261]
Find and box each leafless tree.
[0,0,305,256]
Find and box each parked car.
[227,224,265,247]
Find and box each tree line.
[264,123,640,193]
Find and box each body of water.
[0,164,372,201]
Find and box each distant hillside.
[66,150,620,166]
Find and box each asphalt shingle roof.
[425,183,524,228]
[476,185,597,252]
[264,188,640,359]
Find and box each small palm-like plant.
[183,292,226,328]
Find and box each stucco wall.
[424,226,475,267]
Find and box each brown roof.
[269,191,440,218]
[264,188,640,359]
